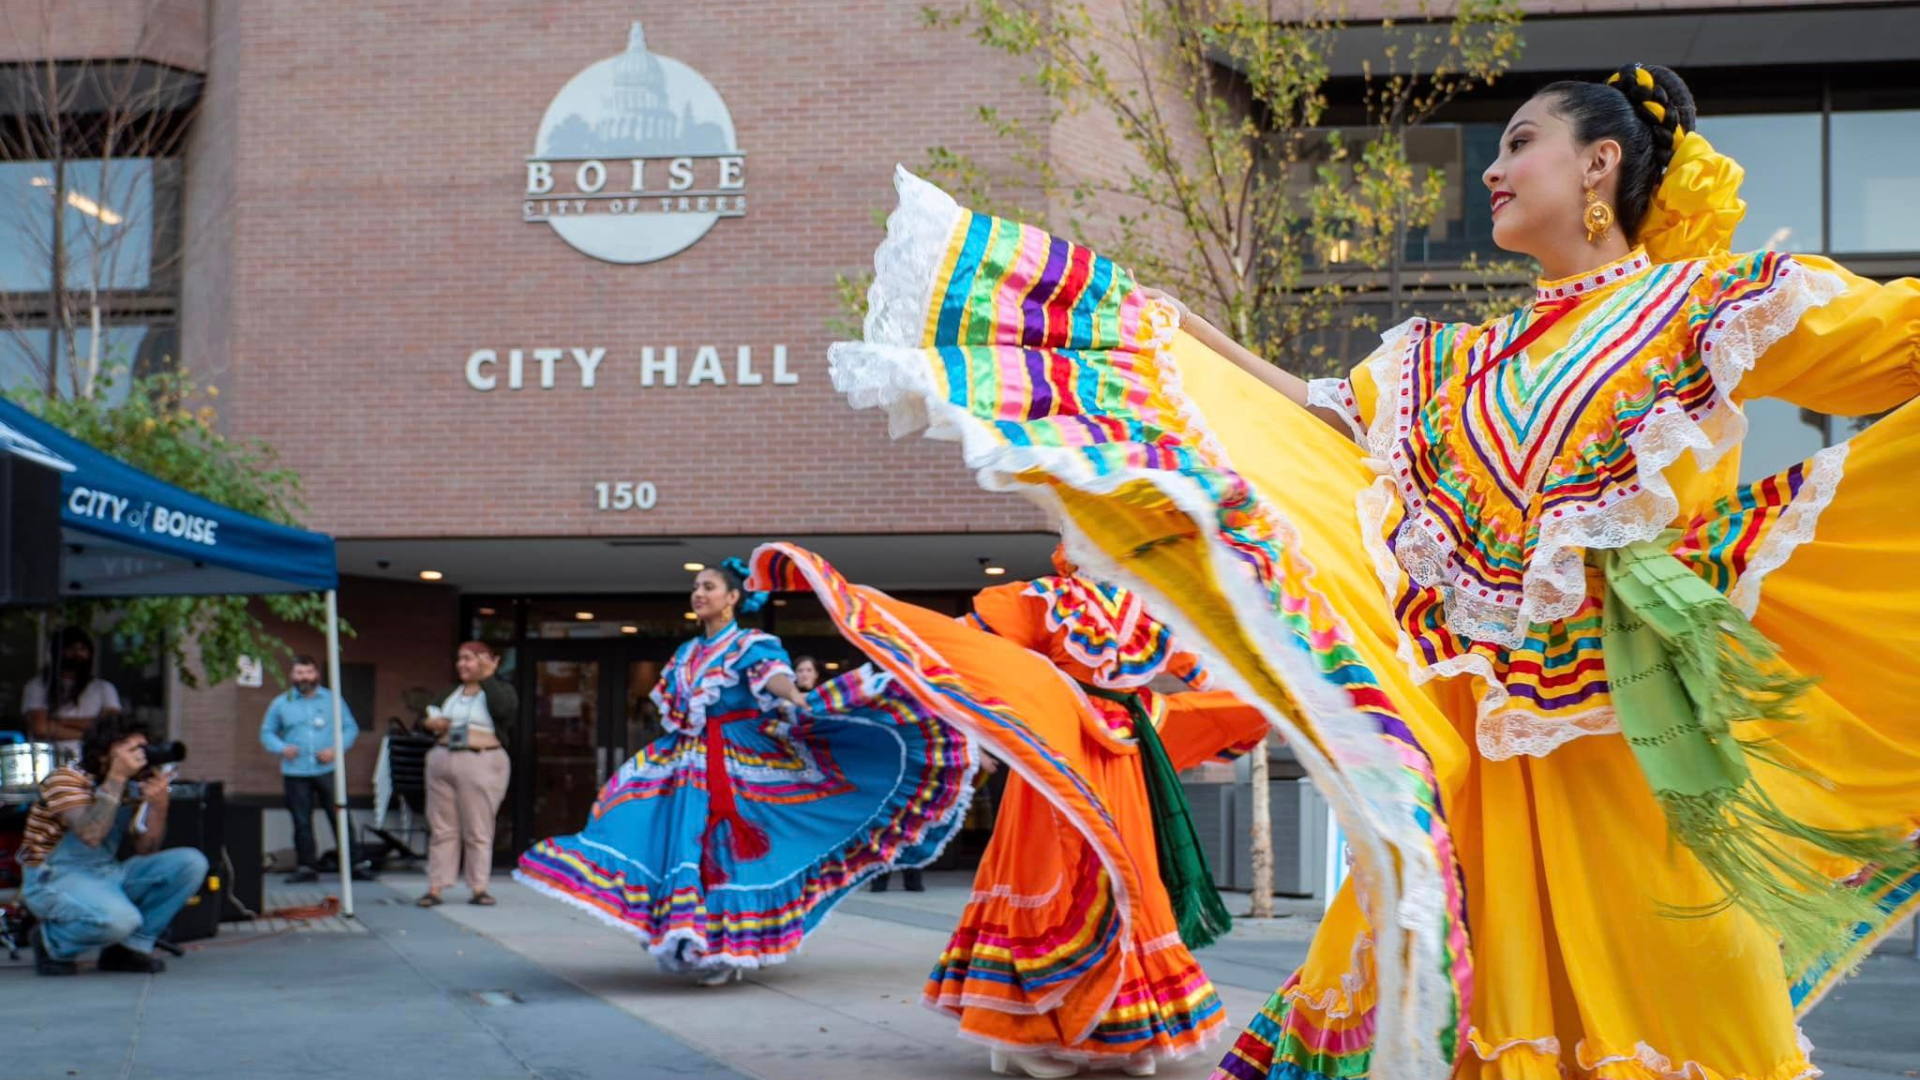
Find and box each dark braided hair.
[1535,63,1697,241]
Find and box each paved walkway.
[1,880,743,1080]
[424,871,1278,1080]
[425,870,1920,1080]
[4,870,1915,1079]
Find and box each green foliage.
[17,364,343,687]
[840,0,1526,378]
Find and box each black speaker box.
[156,780,224,943]
[0,454,61,606]
[220,800,263,921]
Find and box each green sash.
[1599,538,1916,972]
[1085,684,1234,950]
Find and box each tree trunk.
[48,155,66,396]
[1248,735,1274,917]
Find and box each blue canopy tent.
[0,411,75,475]
[0,396,360,914]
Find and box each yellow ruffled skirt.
[825,171,1920,1079]
[1178,334,1920,1080]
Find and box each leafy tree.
[19,364,341,687]
[843,0,1526,379]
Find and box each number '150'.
[593,482,658,511]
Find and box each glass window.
[1701,114,1824,254]
[0,323,165,405]
[0,331,52,396]
[1739,398,1829,484]
[1830,110,1920,254]
[60,159,157,291]
[0,159,156,292]
[1288,301,1394,377]
[0,163,56,291]
[1401,123,1506,265]
[1295,124,1508,267]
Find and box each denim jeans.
[22,810,209,960]
[284,772,347,869]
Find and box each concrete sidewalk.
[427,870,1920,1080]
[4,870,1915,1079]
[0,880,744,1080]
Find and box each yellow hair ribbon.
[1644,100,1667,124]
[1635,66,1655,90]
[1637,131,1747,263]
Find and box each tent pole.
[325,589,354,918]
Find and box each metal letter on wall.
[522,21,747,264]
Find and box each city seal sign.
[524,21,745,264]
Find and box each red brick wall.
[173,575,457,798]
[0,0,206,69]
[178,0,234,396]
[192,0,1053,541]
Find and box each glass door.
[513,642,620,854]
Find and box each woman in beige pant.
[417,641,518,907]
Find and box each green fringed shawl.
[1599,538,1916,972]
[1084,684,1235,950]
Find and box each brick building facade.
[161,3,1063,817]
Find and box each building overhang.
[336,532,1060,595]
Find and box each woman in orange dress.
[940,551,1270,1078]
[751,542,1268,1077]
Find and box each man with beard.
[259,655,367,883]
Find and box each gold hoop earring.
[1584,189,1616,244]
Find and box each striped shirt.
[19,767,107,867]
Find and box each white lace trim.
[1356,476,1619,759]
[1727,441,1849,618]
[1362,260,1851,652]
[831,169,1457,1080]
[863,165,961,351]
[1306,377,1366,441]
[1278,932,1376,1020]
[1573,1029,1821,1080]
[1025,578,1172,690]
[1356,407,1850,760]
[1467,1026,1820,1080]
[654,628,783,737]
[1535,248,1652,302]
[1467,1030,1562,1058]
[969,873,1066,909]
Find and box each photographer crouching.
[18,713,206,976]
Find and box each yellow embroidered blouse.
[1309,246,1920,759]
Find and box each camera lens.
[144,740,188,767]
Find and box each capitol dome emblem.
[523,21,746,264]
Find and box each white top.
[22,675,122,720]
[440,686,494,735]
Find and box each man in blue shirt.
[260,655,367,883]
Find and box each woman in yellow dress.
[828,62,1920,1080]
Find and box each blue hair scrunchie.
[720,557,771,614]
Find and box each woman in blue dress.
[516,558,976,984]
